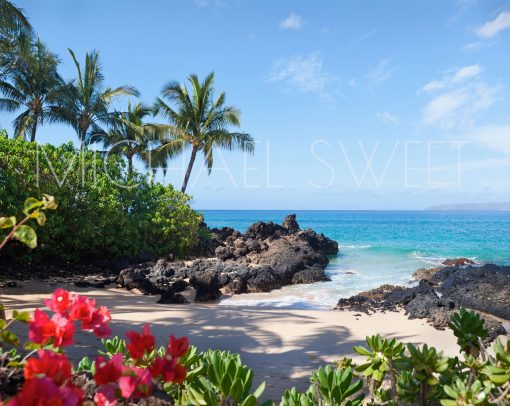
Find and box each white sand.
[1,283,461,400]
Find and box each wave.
[339,244,372,250]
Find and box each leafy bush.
[0,137,203,264]
[1,289,509,405]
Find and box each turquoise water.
[200,210,510,309]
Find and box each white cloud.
[422,64,481,93]
[365,59,396,92]
[469,124,510,156]
[280,12,303,30]
[461,41,491,52]
[422,83,500,127]
[376,111,400,126]
[475,11,510,38]
[268,52,335,97]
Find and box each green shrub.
[0,137,203,264]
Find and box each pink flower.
[94,354,124,386]
[51,314,75,347]
[58,384,83,406]
[24,350,72,386]
[83,306,111,338]
[149,356,187,384]
[69,295,96,325]
[168,335,189,358]
[28,309,55,346]
[118,367,152,399]
[126,325,154,360]
[44,288,72,315]
[7,377,61,406]
[94,385,118,406]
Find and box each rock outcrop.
[336,262,509,342]
[117,215,338,303]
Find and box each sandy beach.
[1,283,462,400]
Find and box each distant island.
[426,202,510,211]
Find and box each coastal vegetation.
[0,288,509,405]
[0,138,202,264]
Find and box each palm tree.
[89,102,166,177]
[153,72,255,193]
[0,0,33,79]
[0,40,65,141]
[57,49,139,146]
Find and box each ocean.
[200,210,510,309]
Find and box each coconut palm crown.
[153,72,254,193]
[56,49,139,146]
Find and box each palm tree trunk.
[181,147,198,193]
[30,114,38,142]
[127,155,133,178]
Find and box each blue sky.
[2,0,510,209]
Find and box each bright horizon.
[1,0,510,210]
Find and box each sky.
[1,0,510,210]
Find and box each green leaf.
[12,310,30,323]
[253,381,266,399]
[1,330,20,346]
[23,197,43,214]
[241,395,257,406]
[13,225,37,248]
[0,216,16,229]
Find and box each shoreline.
[1,282,463,400]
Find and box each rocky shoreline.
[116,214,338,303]
[335,259,510,341]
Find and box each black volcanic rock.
[335,263,510,340]
[116,214,338,302]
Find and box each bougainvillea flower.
[149,356,187,384]
[168,335,189,358]
[94,385,118,406]
[51,314,75,347]
[118,367,152,399]
[44,288,72,315]
[69,295,96,324]
[126,325,155,360]
[94,354,124,386]
[82,306,111,338]
[28,309,56,346]
[24,350,72,386]
[58,383,83,406]
[7,377,61,406]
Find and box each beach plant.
[354,334,405,400]
[279,387,315,406]
[308,365,364,405]
[397,343,450,405]
[152,71,255,193]
[0,194,57,250]
[448,307,488,356]
[172,349,268,406]
[0,288,189,405]
[0,137,204,264]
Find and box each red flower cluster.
[93,325,189,405]
[29,288,111,347]
[6,290,190,406]
[8,350,83,406]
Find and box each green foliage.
[76,356,94,373]
[169,349,267,406]
[0,195,57,249]
[449,307,489,355]
[440,378,493,405]
[308,366,364,405]
[0,137,203,263]
[397,344,449,404]
[99,336,128,358]
[354,334,405,382]
[280,387,314,406]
